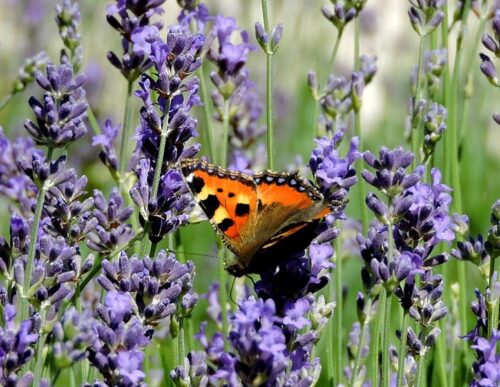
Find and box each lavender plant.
[0,0,499,386]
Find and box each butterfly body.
[180,159,331,277]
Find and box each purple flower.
[92,119,120,171]
[106,0,167,81]
[86,188,135,256]
[0,129,40,215]
[51,307,96,368]
[470,330,500,386]
[117,350,146,385]
[310,131,361,216]
[88,290,153,386]
[130,159,194,243]
[97,250,198,325]
[56,0,83,70]
[0,309,39,386]
[24,64,88,148]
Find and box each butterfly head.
[225,262,246,277]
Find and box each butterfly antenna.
[245,274,256,287]
[163,248,216,260]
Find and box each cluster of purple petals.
[359,147,454,293]
[308,55,377,134]
[408,0,445,36]
[96,249,198,325]
[92,119,120,172]
[321,0,367,31]
[51,307,96,369]
[0,302,40,386]
[480,9,500,124]
[24,64,88,148]
[86,188,136,256]
[309,130,361,214]
[56,0,83,70]
[106,0,167,81]
[0,130,40,215]
[87,291,153,386]
[172,295,328,386]
[131,159,194,243]
[470,330,500,387]
[134,24,203,166]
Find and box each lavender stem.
[350,319,368,387]
[20,146,54,323]
[33,307,48,386]
[411,35,426,165]
[332,234,342,384]
[396,312,410,386]
[0,94,13,112]
[371,289,385,384]
[260,0,274,169]
[197,64,217,160]
[118,81,133,174]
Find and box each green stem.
[333,235,342,385]
[411,34,426,163]
[178,321,186,363]
[219,245,230,352]
[415,327,429,387]
[220,101,230,166]
[371,291,385,384]
[32,308,47,385]
[380,293,392,387]
[353,18,368,234]
[20,146,54,322]
[0,94,14,112]
[118,81,134,175]
[381,215,394,386]
[396,312,410,387]
[435,322,448,387]
[488,257,499,338]
[350,319,368,387]
[197,64,216,160]
[261,0,274,169]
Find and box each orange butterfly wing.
[180,159,257,256]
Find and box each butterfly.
[180,158,332,277]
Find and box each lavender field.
[0,0,499,386]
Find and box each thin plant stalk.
[435,321,449,387]
[380,294,392,387]
[32,307,48,386]
[370,289,385,384]
[350,318,369,387]
[381,217,395,387]
[20,146,54,323]
[396,312,410,386]
[260,0,274,169]
[488,257,499,338]
[353,18,369,234]
[219,244,230,352]
[118,81,134,175]
[411,34,426,163]
[0,94,13,112]
[415,328,429,387]
[197,64,217,160]
[332,235,342,384]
